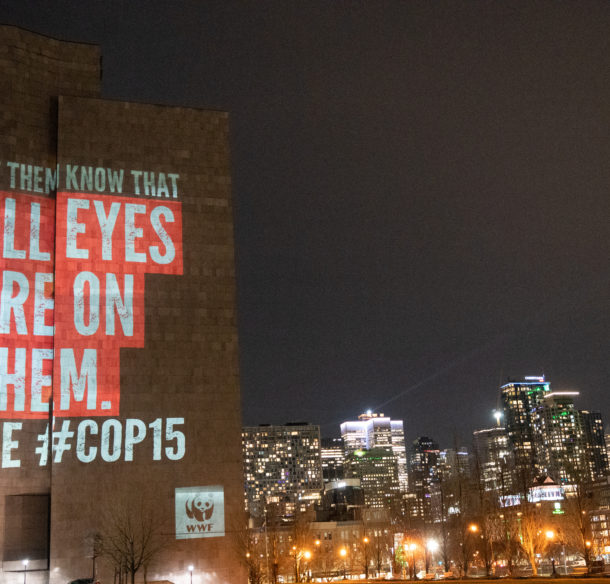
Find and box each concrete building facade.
[0,26,244,584]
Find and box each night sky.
[1,1,608,446]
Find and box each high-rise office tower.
[340,412,408,491]
[500,375,550,482]
[532,393,608,485]
[582,411,609,481]
[408,436,440,522]
[344,447,400,508]
[472,427,514,494]
[242,423,323,518]
[439,446,471,478]
[320,437,345,483]
[426,446,473,522]
[532,392,588,484]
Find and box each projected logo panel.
[175,486,225,539]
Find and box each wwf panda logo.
[185,494,215,522]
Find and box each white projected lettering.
[0,417,186,467]
[0,167,186,468]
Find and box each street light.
[292,546,301,583]
[426,539,439,575]
[303,550,312,582]
[546,531,557,576]
[188,564,194,584]
[339,547,347,580]
[546,529,567,575]
[469,524,479,533]
[22,559,29,584]
[363,536,370,579]
[408,543,417,579]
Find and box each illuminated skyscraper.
[344,447,400,508]
[500,375,550,482]
[340,412,408,491]
[320,437,345,483]
[408,436,440,521]
[532,392,586,484]
[426,446,472,522]
[242,423,323,518]
[532,393,608,485]
[582,411,609,481]
[472,427,514,494]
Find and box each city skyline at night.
[0,1,607,447]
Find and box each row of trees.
[83,500,167,584]
[238,458,604,583]
[402,456,600,579]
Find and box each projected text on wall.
[1,190,183,419]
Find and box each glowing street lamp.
[291,546,301,583]
[545,531,557,575]
[339,547,348,579]
[188,564,194,584]
[303,550,312,582]
[469,524,479,533]
[407,543,417,579]
[425,539,439,575]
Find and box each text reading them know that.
[4,162,180,198]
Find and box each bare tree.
[499,508,525,577]
[436,470,452,572]
[561,477,596,571]
[232,512,265,584]
[84,532,103,581]
[289,508,314,582]
[517,503,549,576]
[370,529,392,576]
[472,453,500,576]
[99,499,167,584]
